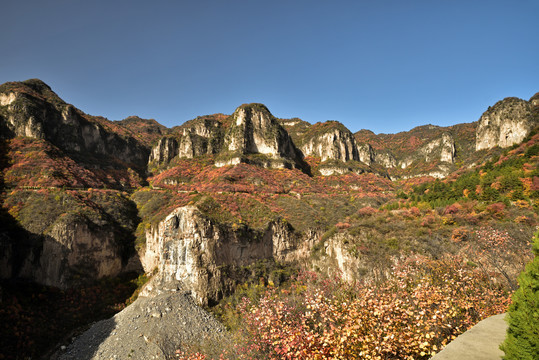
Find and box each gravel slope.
[52,279,227,360]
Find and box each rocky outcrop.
[4,215,135,288]
[475,97,536,151]
[149,137,178,164]
[322,235,363,283]
[0,79,150,170]
[300,122,359,162]
[177,118,223,158]
[400,133,456,169]
[374,151,397,168]
[529,92,539,107]
[357,143,376,165]
[218,104,303,169]
[141,206,311,305]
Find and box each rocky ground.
[51,278,227,360]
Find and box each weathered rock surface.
[149,137,178,164]
[0,79,150,170]
[217,103,303,169]
[357,143,376,165]
[475,97,536,151]
[177,118,223,159]
[141,206,311,305]
[54,279,227,360]
[3,214,138,289]
[400,133,456,169]
[300,122,360,162]
[374,151,397,168]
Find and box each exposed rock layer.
[475,97,536,151]
[141,206,313,305]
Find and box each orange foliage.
[184,257,509,359]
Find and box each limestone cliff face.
[300,123,359,162]
[4,215,134,288]
[218,104,302,168]
[374,151,397,168]
[141,206,312,305]
[321,235,362,283]
[149,137,178,164]
[400,133,456,169]
[0,79,150,169]
[149,117,223,166]
[357,143,375,165]
[475,97,536,151]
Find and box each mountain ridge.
[1,79,538,359]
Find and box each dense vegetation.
[1,80,538,358]
[500,232,539,359]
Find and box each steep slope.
[216,103,305,169]
[475,96,538,150]
[0,80,151,288]
[0,79,150,174]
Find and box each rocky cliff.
[217,104,303,169]
[149,137,179,165]
[475,97,537,151]
[140,205,313,305]
[299,121,360,162]
[0,79,150,171]
[2,211,139,288]
[400,132,456,169]
[357,143,376,165]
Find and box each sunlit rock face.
[400,133,456,169]
[149,137,178,164]
[224,104,299,157]
[357,143,376,165]
[0,79,149,168]
[374,151,397,168]
[475,97,536,151]
[216,103,303,169]
[141,206,314,306]
[300,125,360,162]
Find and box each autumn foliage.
[179,256,510,360]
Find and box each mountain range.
[0,79,538,359]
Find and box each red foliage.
[443,204,461,215]
[183,257,509,359]
[357,206,378,217]
[485,202,505,218]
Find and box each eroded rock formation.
[141,206,313,305]
[475,97,536,151]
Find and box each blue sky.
[1,0,538,134]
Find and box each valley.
[0,79,538,359]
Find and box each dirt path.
[431,313,507,360]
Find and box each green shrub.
[500,232,539,359]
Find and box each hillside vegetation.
[0,79,538,359]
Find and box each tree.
[500,232,539,359]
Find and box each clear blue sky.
[1,0,538,134]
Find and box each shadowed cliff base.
[0,273,142,359]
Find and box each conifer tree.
[500,232,539,359]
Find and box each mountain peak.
[0,78,64,106]
[236,103,271,114]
